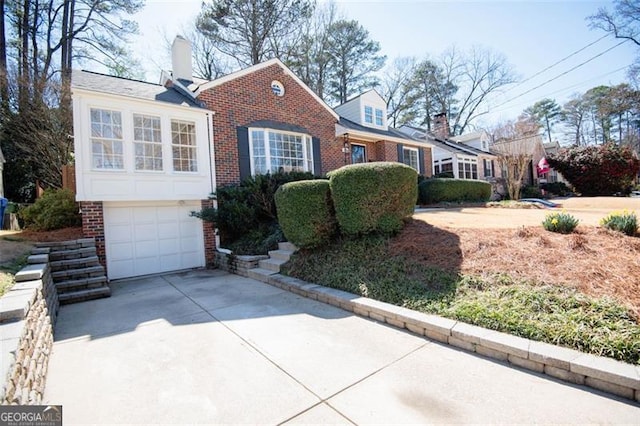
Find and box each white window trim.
[248,127,314,176]
[90,108,125,171]
[375,108,384,126]
[171,119,199,173]
[403,146,419,172]
[364,105,373,124]
[133,113,164,173]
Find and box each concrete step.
[258,258,288,273]
[51,265,105,281]
[55,276,108,293]
[267,249,295,261]
[58,286,111,305]
[49,256,100,272]
[48,247,97,261]
[35,238,95,250]
[278,242,298,252]
[247,268,277,281]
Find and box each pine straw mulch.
[390,219,640,318]
[17,227,84,242]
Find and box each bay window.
[249,128,313,175]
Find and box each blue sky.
[131,0,637,127]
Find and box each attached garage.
[103,201,205,280]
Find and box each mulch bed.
[390,219,640,318]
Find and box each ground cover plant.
[601,210,637,236]
[282,219,640,364]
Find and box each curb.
[246,268,640,403]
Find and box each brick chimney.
[171,35,193,83]
[432,112,450,139]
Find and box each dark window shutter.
[491,160,495,177]
[397,143,404,163]
[312,137,322,177]
[418,147,425,175]
[237,127,251,181]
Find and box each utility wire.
[505,34,611,93]
[493,39,629,110]
[489,65,630,115]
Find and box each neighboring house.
[541,140,567,184]
[0,146,4,198]
[72,36,435,280]
[335,90,434,175]
[492,133,546,187]
[398,125,497,181]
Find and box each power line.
[493,39,629,110]
[489,65,630,115]
[505,34,611,93]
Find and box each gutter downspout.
[206,111,220,249]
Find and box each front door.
[351,144,367,164]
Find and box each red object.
[537,157,550,175]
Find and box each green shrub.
[190,171,314,254]
[418,178,491,204]
[600,210,637,236]
[19,188,81,231]
[328,162,417,236]
[275,180,336,248]
[521,185,543,199]
[542,211,579,234]
[540,181,572,196]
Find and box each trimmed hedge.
[275,180,336,248]
[419,178,491,204]
[328,162,417,235]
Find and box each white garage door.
[104,201,205,280]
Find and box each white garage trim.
[104,201,205,280]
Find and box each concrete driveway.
[43,269,640,424]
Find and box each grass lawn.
[283,209,640,365]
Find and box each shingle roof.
[338,117,423,143]
[71,70,206,109]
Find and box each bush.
[547,144,640,196]
[275,180,336,248]
[540,181,572,197]
[19,188,81,231]
[542,211,579,234]
[328,162,417,236]
[191,171,314,254]
[418,179,491,204]
[600,210,637,236]
[521,185,543,199]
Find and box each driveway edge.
[246,268,640,402]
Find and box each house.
[398,125,497,181]
[492,132,546,187]
[72,36,434,281]
[71,43,216,279]
[334,90,433,175]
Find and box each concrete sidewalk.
[44,269,640,424]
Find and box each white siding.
[334,97,361,123]
[73,91,214,202]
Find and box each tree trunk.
[0,0,8,111]
[19,0,31,109]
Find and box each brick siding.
[197,64,343,186]
[80,201,106,274]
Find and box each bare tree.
[490,118,541,200]
[285,1,340,100]
[561,94,589,146]
[380,56,417,127]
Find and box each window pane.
[364,106,373,123]
[375,109,384,126]
[252,129,312,175]
[171,120,197,172]
[90,109,124,170]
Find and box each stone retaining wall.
[214,250,268,277]
[248,270,640,402]
[0,258,58,404]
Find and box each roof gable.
[195,58,339,120]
